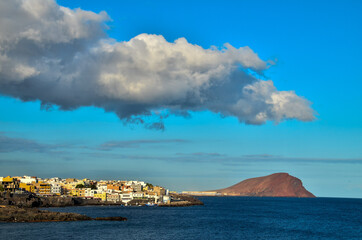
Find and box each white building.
[154,195,161,203]
[120,193,133,204]
[84,189,98,198]
[133,192,144,198]
[51,183,62,195]
[48,177,61,183]
[162,195,171,204]
[125,181,146,187]
[97,184,107,193]
[20,176,37,184]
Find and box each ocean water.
[0,197,361,240]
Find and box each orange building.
[107,184,120,191]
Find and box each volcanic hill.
[215,173,315,197]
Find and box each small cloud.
[98,139,189,150]
[0,133,51,153]
[0,158,31,165]
[145,122,165,131]
[0,133,74,154]
[176,152,226,157]
[241,154,280,159]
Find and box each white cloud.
[0,0,315,129]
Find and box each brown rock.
[0,206,91,222]
[0,206,127,223]
[215,173,315,197]
[93,216,127,221]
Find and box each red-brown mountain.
[215,173,315,197]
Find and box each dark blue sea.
[1,197,361,239]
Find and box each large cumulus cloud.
[0,0,315,129]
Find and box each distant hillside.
[215,173,315,198]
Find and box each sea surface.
[0,197,361,239]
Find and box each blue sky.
[0,0,362,198]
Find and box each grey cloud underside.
[0,0,315,128]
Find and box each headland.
[182,173,315,198]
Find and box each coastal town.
[0,175,173,205]
[0,175,203,222]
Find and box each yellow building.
[1,176,19,192]
[94,192,107,201]
[64,183,77,190]
[69,189,77,196]
[69,188,85,197]
[19,183,35,193]
[36,183,51,195]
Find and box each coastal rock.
[0,206,128,223]
[94,216,127,221]
[0,206,91,222]
[215,173,315,197]
[0,192,42,207]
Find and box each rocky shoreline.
[0,192,129,223]
[0,205,127,223]
[0,193,204,222]
[0,192,203,223]
[0,192,203,208]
